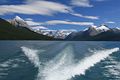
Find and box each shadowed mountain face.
[65,25,120,41]
[0,18,55,40]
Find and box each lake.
[0,41,120,80]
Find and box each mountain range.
[65,25,120,41]
[34,29,76,39]
[9,16,74,39]
[0,16,120,41]
[0,17,55,40]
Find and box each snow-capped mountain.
[0,17,55,40]
[10,16,29,27]
[34,29,76,39]
[8,16,120,40]
[116,27,120,30]
[8,16,76,39]
[96,25,110,31]
[65,25,120,41]
[85,25,110,36]
[53,30,76,39]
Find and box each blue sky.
[0,0,120,30]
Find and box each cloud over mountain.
[44,20,94,26]
[0,0,99,20]
[0,1,71,16]
[71,13,99,20]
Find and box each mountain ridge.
[1,16,120,41]
[65,25,120,41]
[0,18,55,40]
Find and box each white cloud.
[71,0,93,7]
[45,20,94,26]
[25,17,94,26]
[71,13,99,20]
[31,26,48,30]
[0,1,72,15]
[58,29,77,31]
[105,21,115,24]
[25,18,33,21]
[0,0,99,20]
[26,20,42,26]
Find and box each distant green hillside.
[0,18,54,40]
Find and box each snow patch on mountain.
[10,16,29,27]
[86,25,110,36]
[35,29,76,39]
[96,25,110,31]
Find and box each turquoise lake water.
[0,41,120,80]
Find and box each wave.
[103,56,120,79]
[21,46,40,67]
[21,46,42,80]
[0,58,22,78]
[73,48,119,76]
[21,46,119,80]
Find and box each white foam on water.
[0,58,21,68]
[0,59,14,68]
[21,46,119,80]
[73,48,119,75]
[21,46,42,80]
[103,56,120,79]
[40,46,75,80]
[0,58,21,79]
[43,48,119,80]
[21,46,40,67]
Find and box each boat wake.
[21,46,119,80]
